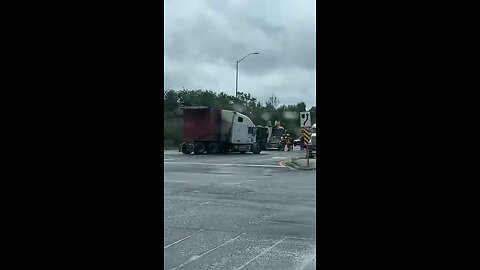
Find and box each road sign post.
[301,128,312,167]
[306,147,309,167]
[300,112,312,167]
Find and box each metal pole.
[235,61,239,98]
[235,52,258,99]
[306,143,309,167]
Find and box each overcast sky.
[164,0,316,109]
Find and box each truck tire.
[206,143,219,154]
[181,143,193,154]
[252,143,261,154]
[259,143,266,150]
[194,143,206,155]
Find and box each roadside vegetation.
[164,89,316,149]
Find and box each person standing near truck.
[287,134,293,151]
[283,133,293,151]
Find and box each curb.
[280,159,316,170]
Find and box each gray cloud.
[164,0,316,109]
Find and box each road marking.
[171,233,246,270]
[287,236,316,241]
[285,165,296,170]
[164,229,204,249]
[264,221,316,227]
[164,180,191,183]
[222,182,241,185]
[164,161,286,168]
[236,238,286,270]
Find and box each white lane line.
[164,180,191,183]
[264,221,316,227]
[287,236,316,241]
[278,160,296,170]
[222,182,241,185]
[164,161,286,168]
[164,229,204,249]
[171,233,246,270]
[236,238,286,270]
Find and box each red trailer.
[182,107,222,142]
[179,106,261,155]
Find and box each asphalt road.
[164,148,316,270]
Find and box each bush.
[164,118,183,148]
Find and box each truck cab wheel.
[252,143,261,154]
[181,143,193,154]
[206,143,219,154]
[193,143,206,155]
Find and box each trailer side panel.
[182,108,221,142]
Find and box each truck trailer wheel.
[206,143,219,154]
[181,143,193,154]
[194,143,206,155]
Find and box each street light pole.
[236,60,239,98]
[235,52,259,98]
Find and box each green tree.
[215,92,235,110]
[309,106,316,124]
[296,102,306,112]
[164,89,179,111]
[265,94,280,110]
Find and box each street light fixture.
[236,52,259,98]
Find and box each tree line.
[164,89,316,148]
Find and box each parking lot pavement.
[164,149,316,269]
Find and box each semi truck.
[265,121,287,151]
[179,106,261,155]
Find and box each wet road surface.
[164,149,316,269]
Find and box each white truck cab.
[310,123,316,148]
[307,123,316,157]
[230,112,256,144]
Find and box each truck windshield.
[272,128,285,136]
